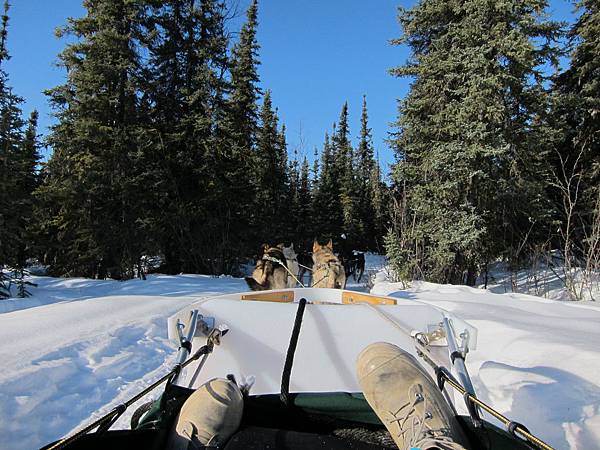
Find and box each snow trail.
[0,275,244,450]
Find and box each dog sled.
[44,288,554,450]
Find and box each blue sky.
[5,0,576,172]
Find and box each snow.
[478,259,600,302]
[372,278,600,450]
[0,259,599,450]
[0,274,246,450]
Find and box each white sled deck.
[167,288,478,396]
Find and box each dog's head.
[312,239,335,263]
[313,239,333,253]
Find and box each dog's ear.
[326,239,333,250]
[313,240,320,252]
[290,243,294,250]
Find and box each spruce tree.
[254,90,288,242]
[313,132,342,241]
[356,95,378,249]
[209,0,261,267]
[566,0,600,187]
[228,0,260,154]
[550,0,600,261]
[312,146,319,181]
[141,0,232,274]
[277,124,293,238]
[14,111,40,269]
[388,0,560,284]
[332,102,359,249]
[539,0,600,299]
[297,157,313,248]
[0,1,37,297]
[369,153,388,251]
[40,0,148,278]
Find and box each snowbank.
[478,259,599,302]
[372,279,600,450]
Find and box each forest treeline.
[0,0,386,296]
[1,0,599,299]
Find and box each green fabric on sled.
[250,392,383,425]
[293,392,383,424]
[136,385,194,431]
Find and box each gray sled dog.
[311,239,346,289]
[279,243,300,288]
[245,245,288,291]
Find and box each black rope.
[280,298,307,406]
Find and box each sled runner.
[43,288,554,450]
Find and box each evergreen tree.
[313,132,342,241]
[14,111,40,269]
[312,146,319,181]
[254,90,288,242]
[357,97,375,183]
[287,143,301,243]
[39,0,148,278]
[388,0,560,284]
[141,0,232,274]
[356,95,378,249]
[332,102,359,248]
[549,0,600,266]
[370,151,388,252]
[0,1,37,297]
[297,157,313,248]
[228,0,260,153]
[210,0,261,267]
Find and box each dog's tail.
[245,276,268,291]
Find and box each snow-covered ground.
[0,274,246,450]
[373,273,600,450]
[1,260,599,450]
[478,259,599,302]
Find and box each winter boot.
[357,342,470,450]
[166,378,243,450]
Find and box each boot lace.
[385,385,466,450]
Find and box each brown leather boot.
[166,378,243,449]
[357,342,470,450]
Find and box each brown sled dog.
[311,239,346,289]
[245,245,289,291]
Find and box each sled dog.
[311,239,346,289]
[279,243,300,288]
[245,245,288,291]
[341,251,366,283]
